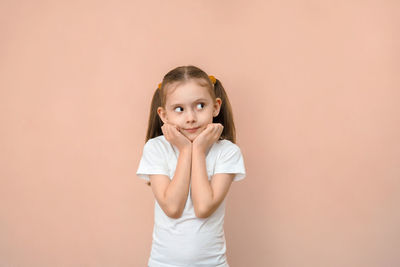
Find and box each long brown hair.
[143,65,236,186]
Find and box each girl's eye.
[197,103,205,109]
[174,103,204,113]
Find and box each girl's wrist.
[192,144,206,155]
[180,143,192,153]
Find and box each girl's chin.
[185,133,196,138]
[183,133,199,141]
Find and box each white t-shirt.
[136,135,246,267]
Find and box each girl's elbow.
[169,212,182,219]
[166,207,183,219]
[195,206,211,219]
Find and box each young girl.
[136,65,246,267]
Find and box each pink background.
[1,1,399,266]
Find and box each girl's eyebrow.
[170,98,208,107]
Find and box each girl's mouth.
[185,127,200,133]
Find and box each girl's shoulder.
[145,135,167,145]
[144,135,171,152]
[216,138,239,147]
[214,139,241,154]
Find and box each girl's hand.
[161,123,192,151]
[192,123,224,154]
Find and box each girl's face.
[157,79,222,142]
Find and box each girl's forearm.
[191,146,213,218]
[165,146,192,218]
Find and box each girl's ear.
[157,107,167,124]
[213,98,222,117]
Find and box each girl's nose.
[186,109,197,122]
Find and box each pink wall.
[1,1,399,266]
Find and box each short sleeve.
[214,143,246,182]
[136,139,169,182]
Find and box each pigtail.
[212,79,236,144]
[144,88,164,187]
[145,88,163,144]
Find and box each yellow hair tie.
[209,75,216,85]
[157,75,216,90]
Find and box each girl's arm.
[151,145,192,219]
[191,146,234,218]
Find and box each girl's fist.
[193,123,223,154]
[161,123,192,151]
